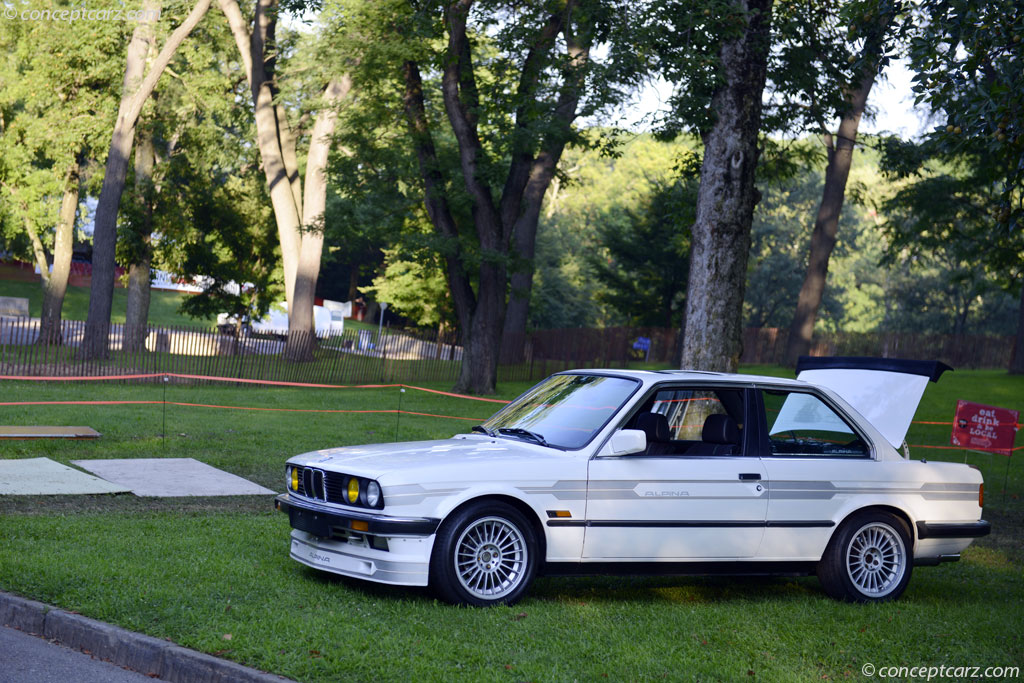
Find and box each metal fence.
[0,317,463,385]
[0,316,1016,385]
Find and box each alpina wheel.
[818,511,912,602]
[430,502,537,606]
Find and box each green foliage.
[746,142,890,334]
[126,11,281,325]
[645,0,898,139]
[590,179,695,328]
[877,155,1024,335]
[366,249,454,329]
[904,0,1023,229]
[0,0,125,259]
[530,134,694,328]
[320,0,645,339]
[158,167,279,325]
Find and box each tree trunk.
[219,0,302,305]
[783,72,878,366]
[285,77,350,361]
[500,152,559,363]
[680,0,774,372]
[38,159,81,346]
[500,26,589,361]
[1010,281,1024,374]
[401,2,585,393]
[24,217,50,289]
[80,0,211,359]
[124,129,156,353]
[219,0,348,360]
[347,268,360,302]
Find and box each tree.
[217,0,351,361]
[878,155,1024,337]
[81,0,213,359]
[784,0,901,365]
[331,0,636,393]
[405,0,597,392]
[887,0,1023,370]
[0,1,124,344]
[649,0,866,370]
[677,0,774,371]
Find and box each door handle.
[738,473,761,481]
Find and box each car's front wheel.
[429,501,537,606]
[818,510,913,602]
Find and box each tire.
[429,501,538,607]
[817,510,913,603]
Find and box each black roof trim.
[795,356,953,383]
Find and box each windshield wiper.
[497,427,549,447]
[471,425,496,437]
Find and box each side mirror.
[600,429,647,456]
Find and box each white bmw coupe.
[275,357,989,605]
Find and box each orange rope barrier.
[0,399,485,421]
[0,372,510,403]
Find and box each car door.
[582,385,767,560]
[755,386,876,561]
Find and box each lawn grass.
[1,368,1022,681]
[0,279,213,328]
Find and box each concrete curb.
[0,591,293,683]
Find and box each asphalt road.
[0,625,164,683]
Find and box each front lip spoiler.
[916,520,991,539]
[275,494,440,536]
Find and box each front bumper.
[275,494,439,587]
[275,493,440,537]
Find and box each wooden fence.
[0,316,1016,386]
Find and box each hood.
[288,435,554,481]
[796,356,952,449]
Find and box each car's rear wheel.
[430,501,537,606]
[818,510,913,602]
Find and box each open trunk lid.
[795,356,952,450]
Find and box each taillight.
[979,483,984,508]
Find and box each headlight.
[347,477,360,504]
[288,467,298,491]
[366,480,381,507]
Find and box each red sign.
[950,401,1019,456]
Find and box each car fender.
[428,482,551,528]
[824,495,921,551]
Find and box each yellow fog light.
[289,467,298,491]
[347,477,360,504]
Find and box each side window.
[760,389,868,457]
[628,387,745,456]
[651,389,731,440]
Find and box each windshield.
[479,374,639,449]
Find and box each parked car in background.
[275,357,989,605]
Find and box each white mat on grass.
[0,457,130,495]
[72,458,276,497]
